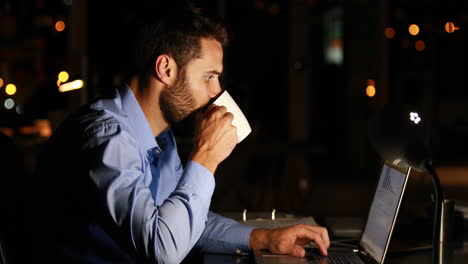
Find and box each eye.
[205,75,215,81]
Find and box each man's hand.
[190,104,237,174]
[249,224,330,258]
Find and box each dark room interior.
[0,0,467,263]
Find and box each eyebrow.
[206,70,222,75]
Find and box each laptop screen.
[359,163,410,263]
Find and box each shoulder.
[61,106,120,136]
[50,104,133,152]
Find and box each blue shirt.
[33,85,254,263]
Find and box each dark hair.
[126,1,228,82]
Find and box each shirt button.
[154,149,161,155]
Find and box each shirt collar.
[119,84,158,150]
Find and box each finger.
[209,105,228,121]
[216,105,228,115]
[304,225,330,249]
[199,106,225,129]
[298,226,328,256]
[321,228,330,249]
[312,234,328,256]
[204,104,219,117]
[229,125,238,143]
[289,245,306,258]
[222,111,234,124]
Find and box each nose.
[208,79,222,99]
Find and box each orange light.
[0,127,14,137]
[444,22,460,33]
[0,78,4,88]
[35,119,53,138]
[55,20,66,32]
[18,125,37,135]
[408,24,420,36]
[384,27,396,39]
[415,40,425,51]
[366,79,376,98]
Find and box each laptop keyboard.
[305,249,366,264]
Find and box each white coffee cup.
[212,90,252,144]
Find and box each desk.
[199,214,468,264]
[202,242,468,264]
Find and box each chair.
[0,237,6,264]
[0,131,26,264]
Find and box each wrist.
[190,150,218,174]
[249,229,270,250]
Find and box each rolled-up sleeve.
[89,130,215,264]
[195,211,254,254]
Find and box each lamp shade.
[368,104,431,172]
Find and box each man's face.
[160,38,224,125]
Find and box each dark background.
[1,0,467,222]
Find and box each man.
[33,2,329,263]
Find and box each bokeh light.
[408,24,420,36]
[410,112,421,124]
[4,98,15,109]
[58,79,84,92]
[55,20,66,32]
[384,27,396,39]
[415,40,425,51]
[35,119,53,138]
[444,22,460,33]
[5,83,17,95]
[366,79,376,98]
[72,79,84,89]
[16,104,24,115]
[58,71,69,83]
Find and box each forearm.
[101,155,214,263]
[148,161,216,263]
[195,212,255,254]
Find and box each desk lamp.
[368,104,443,264]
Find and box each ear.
[154,54,177,85]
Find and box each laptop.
[254,161,412,264]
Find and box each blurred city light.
[35,119,53,138]
[384,27,396,39]
[0,77,4,88]
[415,40,425,51]
[5,83,17,95]
[410,112,421,124]
[408,24,420,36]
[366,79,376,98]
[55,20,66,32]
[15,104,24,115]
[444,22,460,33]
[59,79,84,92]
[4,98,15,109]
[0,127,14,137]
[366,86,376,97]
[58,71,69,83]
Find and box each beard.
[159,68,198,125]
